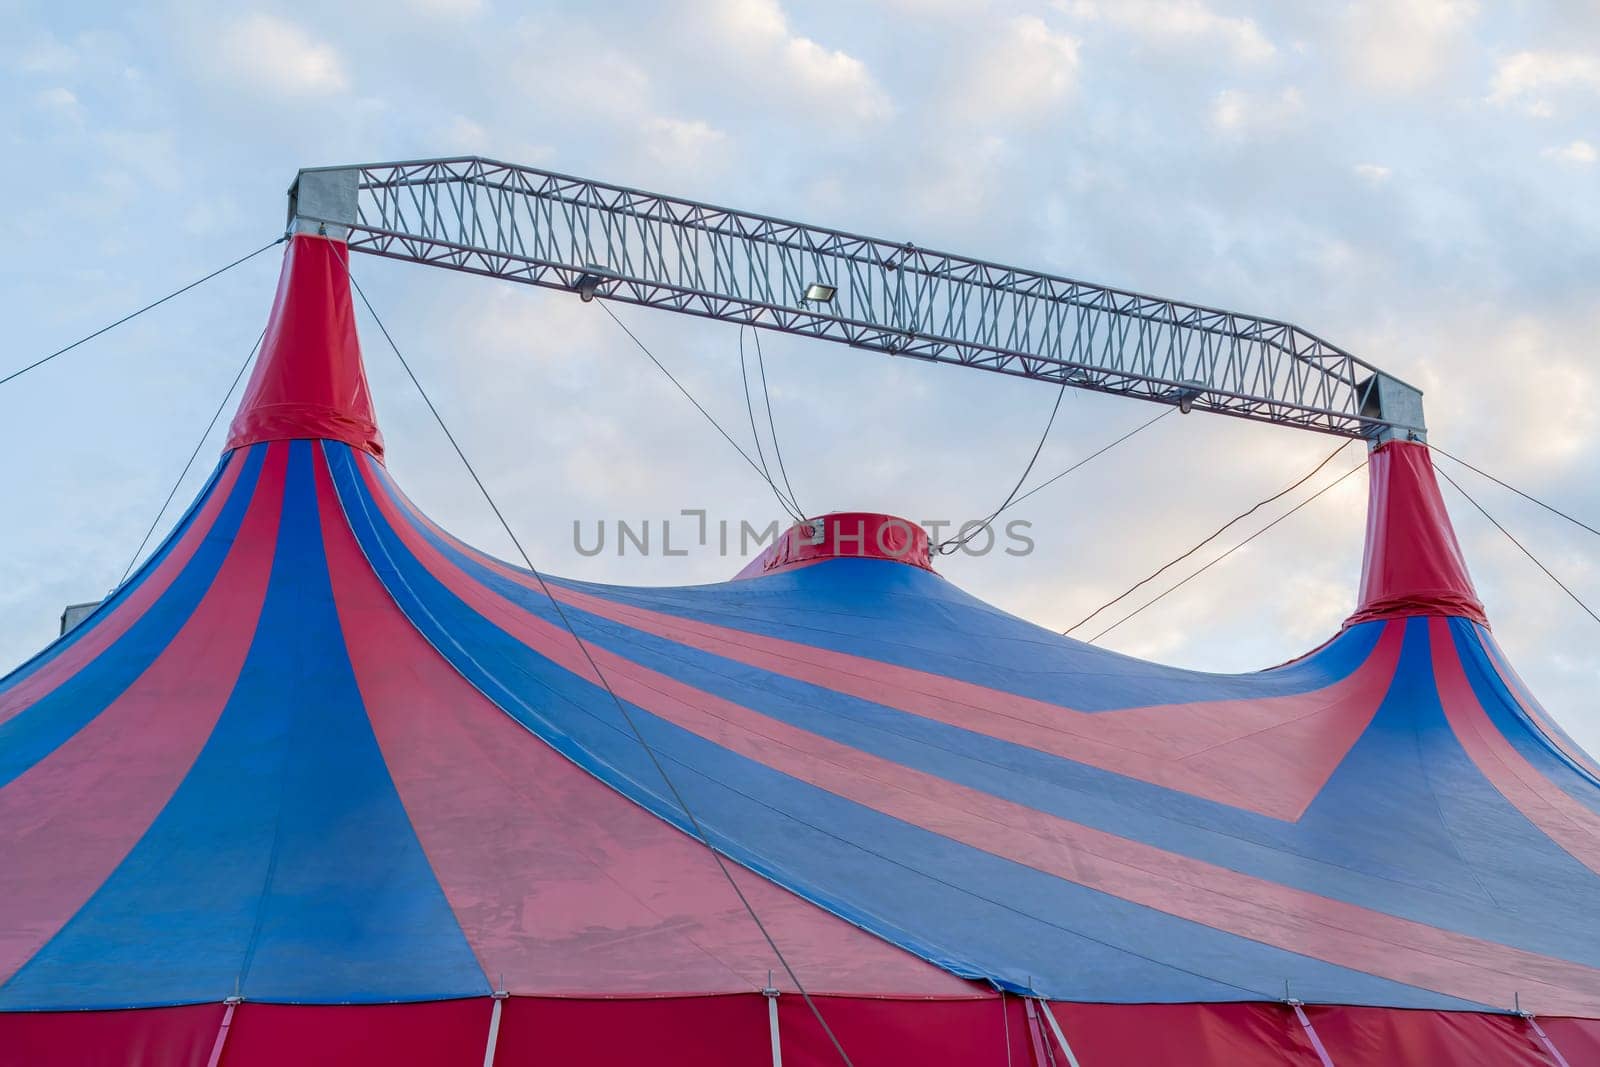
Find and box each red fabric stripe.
[4,1000,1593,1064]
[357,460,1600,1016]
[1538,1017,1600,1064]
[496,995,770,1066]
[318,447,968,997]
[0,452,247,726]
[1304,1005,1557,1066]
[1049,1002,1324,1066]
[1347,441,1486,625]
[0,1003,224,1067]
[371,458,1398,821]
[777,994,1025,1066]
[0,443,286,985]
[224,235,383,460]
[1429,619,1600,878]
[216,1001,488,1067]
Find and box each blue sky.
[3,0,1597,752]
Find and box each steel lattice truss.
[290,157,1424,439]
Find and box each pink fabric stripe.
[370,459,1397,822]
[557,584,1400,821]
[357,463,1600,1016]
[0,454,247,726]
[1430,620,1600,878]
[0,443,286,985]
[318,448,969,997]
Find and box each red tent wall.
[0,1004,223,1067]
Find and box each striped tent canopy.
[3,234,1599,1066]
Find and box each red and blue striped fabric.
[2,234,1597,1065]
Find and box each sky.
[2,0,1597,753]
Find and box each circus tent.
[2,232,1599,1065]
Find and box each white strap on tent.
[204,996,241,1067]
[1036,1000,1082,1067]
[1290,1002,1336,1067]
[1524,1014,1571,1067]
[482,990,508,1067]
[765,981,784,1067]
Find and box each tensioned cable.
[937,377,1071,555]
[1435,467,1600,626]
[600,302,813,527]
[1088,458,1369,642]
[116,329,264,588]
[1429,443,1600,540]
[350,276,855,1067]
[996,408,1174,515]
[750,328,806,520]
[0,236,284,390]
[1066,439,1353,634]
[738,326,804,523]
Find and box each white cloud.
[19,36,78,75]
[1211,86,1304,135]
[641,116,730,172]
[705,0,892,124]
[406,0,485,15]
[1342,0,1478,91]
[1354,162,1392,183]
[1489,50,1600,116]
[1543,139,1597,165]
[956,16,1080,123]
[217,14,348,97]
[1059,0,1274,64]
[443,115,490,152]
[1421,312,1600,472]
[33,87,83,121]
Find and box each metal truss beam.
[289,158,1425,440]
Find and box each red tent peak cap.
[224,233,385,461]
[734,512,934,579]
[1346,440,1485,626]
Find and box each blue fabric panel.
[0,443,486,1010]
[0,449,264,789]
[542,565,1383,709]
[375,464,1380,710]
[1449,618,1600,818]
[330,444,1481,1009]
[0,458,232,700]
[1285,620,1600,966]
[498,604,1600,969]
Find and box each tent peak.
[224,233,384,461]
[734,512,934,579]
[1347,440,1484,626]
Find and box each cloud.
[955,16,1080,123]
[19,35,78,75]
[1342,0,1478,91]
[1210,86,1304,135]
[1058,0,1274,64]
[442,115,490,152]
[33,86,83,121]
[1543,139,1598,165]
[405,0,486,14]
[216,14,348,97]
[705,0,892,124]
[641,116,730,172]
[1354,162,1392,183]
[1419,311,1600,472]
[1490,50,1600,116]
